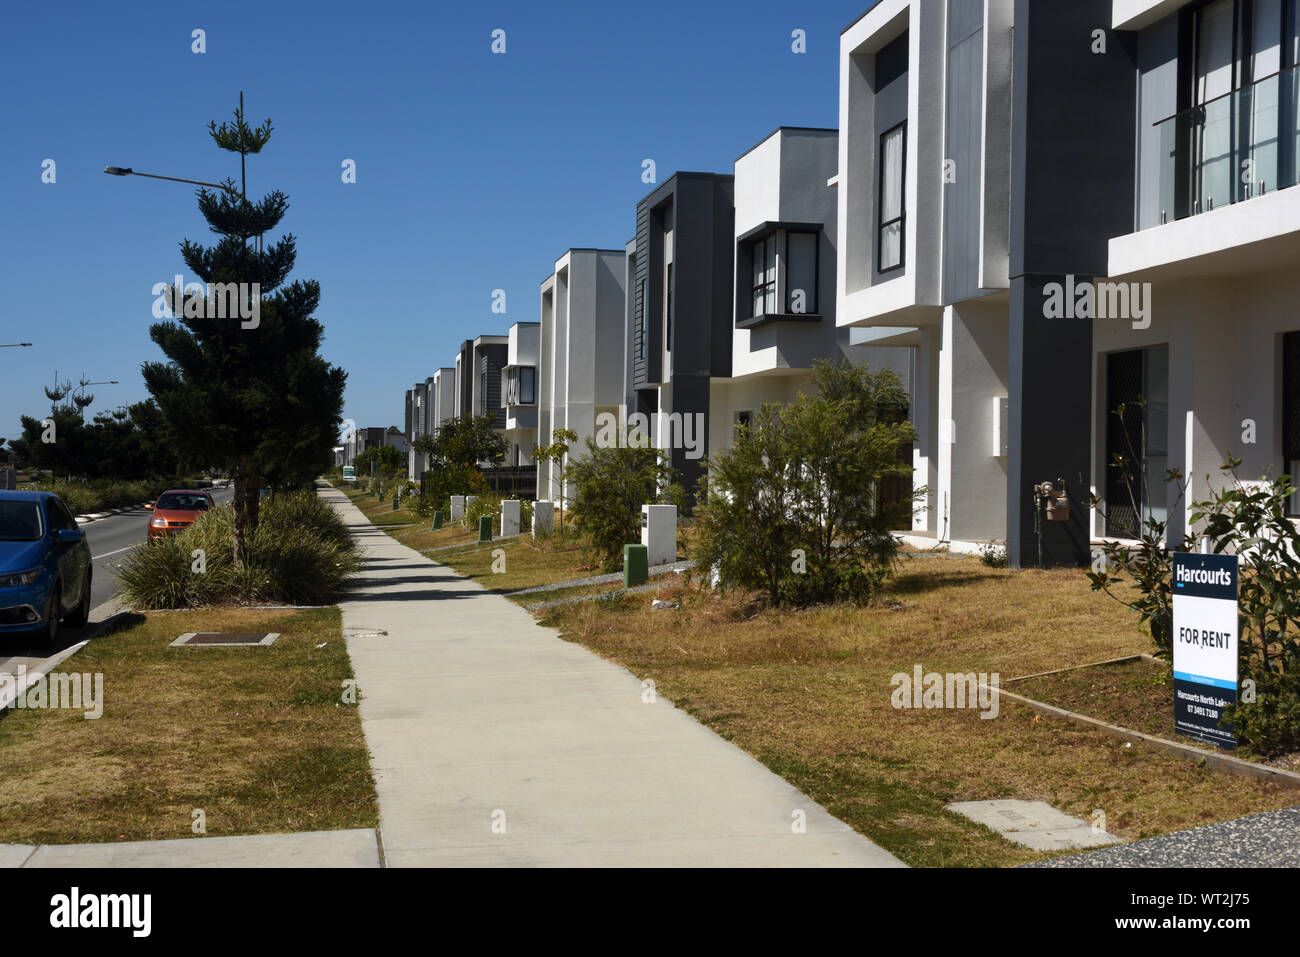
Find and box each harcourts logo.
[1175,564,1233,586]
[1042,275,1151,330]
[890,664,1000,719]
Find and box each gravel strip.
[524,581,677,612]
[1027,806,1300,867]
[507,560,695,597]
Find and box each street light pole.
[102,167,237,196]
[74,379,119,422]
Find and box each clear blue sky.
[1,0,878,444]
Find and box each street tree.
[141,96,346,563]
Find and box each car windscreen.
[155,494,210,511]
[0,501,43,542]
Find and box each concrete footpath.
[1,829,381,868]
[325,487,903,867]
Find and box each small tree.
[532,428,578,532]
[566,439,678,570]
[692,361,917,606]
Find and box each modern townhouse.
[836,0,1138,567]
[626,173,736,500]
[453,334,509,428]
[710,125,913,462]
[1105,0,1300,551]
[502,320,540,467]
[537,248,627,502]
[405,370,458,480]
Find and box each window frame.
[878,121,908,274]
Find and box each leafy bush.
[566,440,678,571]
[977,542,1008,568]
[419,463,489,520]
[26,477,166,515]
[118,490,359,609]
[464,493,503,534]
[692,361,917,606]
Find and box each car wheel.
[40,584,61,650]
[65,570,92,628]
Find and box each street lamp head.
[103,166,133,176]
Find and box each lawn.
[530,555,1300,867]
[358,500,1300,866]
[0,607,378,846]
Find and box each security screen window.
[879,122,906,272]
[752,233,776,317]
[785,232,817,313]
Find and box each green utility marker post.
[392,496,400,511]
[432,510,443,530]
[477,515,492,544]
[624,544,648,587]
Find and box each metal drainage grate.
[170,632,280,647]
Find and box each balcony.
[1111,64,1300,281]
[1154,65,1299,225]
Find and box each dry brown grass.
[0,607,377,846]
[537,556,1300,866]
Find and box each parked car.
[147,489,217,541]
[0,491,93,648]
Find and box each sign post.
[1172,552,1239,750]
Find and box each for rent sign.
[1172,553,1239,749]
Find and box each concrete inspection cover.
[946,800,1122,851]
[170,632,280,647]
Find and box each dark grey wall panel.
[944,0,984,304]
[1010,0,1137,278]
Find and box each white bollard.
[449,495,466,521]
[532,500,555,537]
[501,500,521,537]
[641,504,677,567]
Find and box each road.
[0,485,235,672]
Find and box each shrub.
[977,542,1008,568]
[464,493,503,535]
[566,440,677,571]
[118,490,359,609]
[691,360,917,607]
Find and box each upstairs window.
[879,122,907,272]
[746,229,819,320]
[752,233,776,317]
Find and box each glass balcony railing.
[1155,63,1300,224]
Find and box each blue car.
[0,491,93,648]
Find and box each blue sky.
[0,0,878,444]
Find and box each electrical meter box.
[641,504,677,567]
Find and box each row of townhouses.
[402,0,1300,570]
[335,425,406,469]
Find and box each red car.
[147,490,216,541]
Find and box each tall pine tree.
[142,95,346,563]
